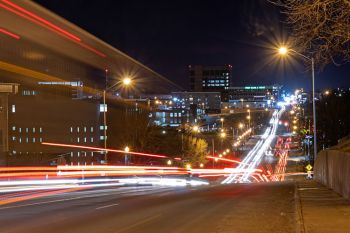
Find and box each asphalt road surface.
[0,183,296,233]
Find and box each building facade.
[189,65,232,92]
[222,85,282,108]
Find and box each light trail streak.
[42,142,168,158]
[222,106,285,184]
[0,0,106,57]
[0,28,20,39]
[2,0,81,41]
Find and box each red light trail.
[0,28,20,39]
[0,0,106,57]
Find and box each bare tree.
[273,0,350,67]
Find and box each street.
[0,183,296,233]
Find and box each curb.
[294,182,306,233]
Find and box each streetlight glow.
[124,146,130,153]
[123,77,132,86]
[278,46,288,55]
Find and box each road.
[223,107,285,184]
[0,182,296,233]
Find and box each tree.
[183,136,208,166]
[273,0,350,67]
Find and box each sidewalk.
[296,180,350,233]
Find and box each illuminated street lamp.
[167,160,172,166]
[124,146,130,165]
[199,163,204,168]
[278,46,317,161]
[220,118,224,128]
[192,125,199,133]
[186,164,191,169]
[278,46,288,55]
[220,132,226,138]
[226,149,230,153]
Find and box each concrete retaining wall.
[314,150,350,199]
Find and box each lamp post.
[102,74,133,164]
[278,46,317,161]
[124,146,130,165]
[220,118,224,128]
[103,69,108,163]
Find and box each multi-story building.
[189,65,232,92]
[222,85,282,108]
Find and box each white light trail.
[222,106,285,184]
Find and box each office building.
[189,65,232,92]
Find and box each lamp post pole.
[278,47,317,162]
[311,58,317,161]
[103,69,108,163]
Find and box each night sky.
[35,0,350,91]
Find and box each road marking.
[114,214,161,233]
[95,203,119,210]
[0,186,175,211]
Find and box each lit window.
[70,127,73,133]
[77,137,80,143]
[12,136,16,141]
[11,105,15,113]
[91,127,94,132]
[39,127,42,133]
[33,138,35,143]
[26,137,28,143]
[84,127,87,132]
[39,138,42,142]
[77,127,80,133]
[84,137,87,143]
[33,128,35,133]
[100,136,105,140]
[100,104,107,112]
[26,128,28,133]
[12,126,16,131]
[91,137,94,143]
[19,138,22,143]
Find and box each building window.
[12,126,16,131]
[39,127,42,133]
[91,137,94,143]
[33,138,35,143]
[99,104,107,112]
[26,137,28,143]
[12,136,16,141]
[33,128,35,133]
[26,128,28,133]
[39,138,42,142]
[77,137,80,143]
[77,127,80,133]
[11,105,15,113]
[100,136,106,140]
[84,127,87,132]
[99,125,107,130]
[70,127,73,133]
[90,127,94,132]
[84,137,87,143]
[19,137,22,143]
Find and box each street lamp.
[124,146,130,165]
[122,77,132,99]
[278,46,317,161]
[220,132,226,138]
[220,118,224,128]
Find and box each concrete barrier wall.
[314,150,350,199]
